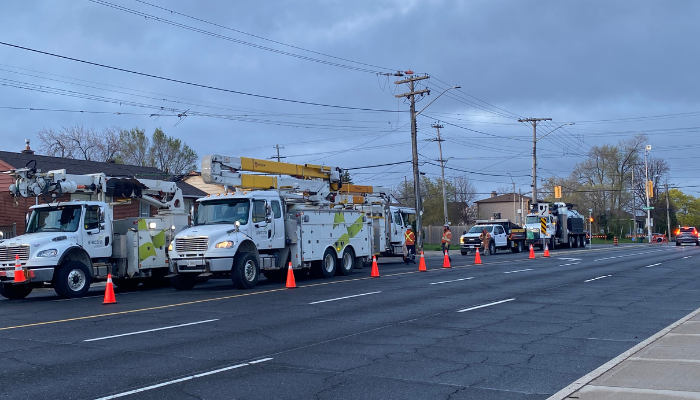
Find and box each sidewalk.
[550,306,700,399]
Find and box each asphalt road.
[1,243,699,400]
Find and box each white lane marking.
[558,262,581,267]
[93,358,272,399]
[594,250,663,262]
[683,256,692,259]
[84,319,219,342]
[645,263,661,268]
[503,268,533,274]
[557,258,581,261]
[457,298,515,313]
[308,291,381,305]
[584,275,611,283]
[430,277,474,285]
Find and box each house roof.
[476,193,533,204]
[0,151,206,198]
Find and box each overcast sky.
[2,0,699,197]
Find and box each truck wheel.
[312,248,337,278]
[489,241,496,255]
[170,274,197,290]
[568,236,574,248]
[53,261,92,298]
[510,242,521,253]
[549,237,555,250]
[232,252,259,289]
[337,248,355,276]
[0,283,33,299]
[579,235,585,248]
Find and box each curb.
[547,305,700,399]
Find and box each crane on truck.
[524,202,586,250]
[0,166,188,299]
[168,155,405,290]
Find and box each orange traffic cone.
[474,249,482,265]
[529,244,535,259]
[418,251,427,272]
[443,250,451,268]
[103,274,116,304]
[370,255,380,277]
[286,262,296,288]
[13,255,26,283]
[544,243,550,257]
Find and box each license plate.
[186,260,202,267]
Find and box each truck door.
[82,205,112,258]
[494,225,506,247]
[251,199,272,249]
[390,210,403,243]
[270,199,285,249]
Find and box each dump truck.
[524,202,586,250]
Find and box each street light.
[522,121,574,209]
[411,85,460,250]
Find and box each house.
[0,142,206,237]
[475,192,533,225]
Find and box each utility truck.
[459,218,527,255]
[168,155,377,290]
[0,166,187,299]
[524,202,586,250]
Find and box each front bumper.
[171,257,233,273]
[0,264,55,283]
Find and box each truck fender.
[57,247,93,275]
[233,240,259,266]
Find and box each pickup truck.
[459,219,527,255]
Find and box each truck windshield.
[526,216,541,224]
[194,199,250,226]
[468,226,493,233]
[26,205,82,233]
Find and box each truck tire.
[489,241,496,255]
[0,283,33,299]
[169,274,197,290]
[567,235,575,248]
[232,252,259,289]
[337,248,355,276]
[53,261,92,298]
[510,242,521,253]
[579,235,585,248]
[312,248,337,278]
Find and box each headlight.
[215,241,234,249]
[168,242,173,251]
[460,237,465,244]
[37,249,58,257]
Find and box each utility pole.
[631,167,635,238]
[431,123,449,225]
[666,180,671,245]
[271,144,285,162]
[508,173,516,223]
[396,74,430,250]
[518,118,552,209]
[644,145,652,243]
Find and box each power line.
[0,40,405,113]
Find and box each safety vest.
[442,230,452,244]
[405,230,415,245]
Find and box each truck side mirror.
[25,213,30,226]
[189,204,196,221]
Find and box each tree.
[36,125,121,162]
[116,127,197,175]
[340,170,353,184]
[391,174,477,225]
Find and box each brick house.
[0,148,206,237]
[475,192,534,225]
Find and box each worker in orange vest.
[441,224,453,261]
[404,227,416,264]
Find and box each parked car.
[675,227,699,246]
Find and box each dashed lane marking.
[84,319,219,342]
[93,358,273,399]
[457,298,515,313]
[308,291,381,305]
[429,277,474,285]
[503,268,533,274]
[645,263,662,268]
[584,275,612,283]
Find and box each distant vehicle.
[675,227,699,246]
[651,233,666,243]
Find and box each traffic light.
[554,186,562,199]
[589,217,594,222]
[646,180,654,198]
